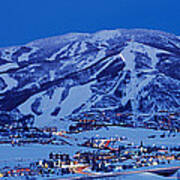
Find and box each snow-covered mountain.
[0,29,179,128]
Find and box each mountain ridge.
[0,28,179,129]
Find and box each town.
[0,111,179,179]
[0,133,179,178]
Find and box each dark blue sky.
[0,0,179,47]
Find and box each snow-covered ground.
[0,74,18,93]
[75,126,180,147]
[95,172,178,180]
[60,83,93,118]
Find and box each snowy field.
[75,126,180,147]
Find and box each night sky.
[0,0,179,47]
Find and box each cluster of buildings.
[80,136,128,150]
[0,136,179,178]
[0,126,68,146]
[0,110,179,178]
[67,111,180,133]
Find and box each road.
[51,165,180,180]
